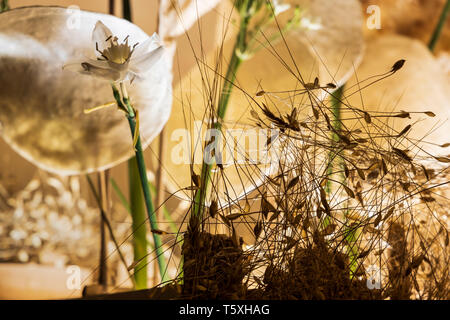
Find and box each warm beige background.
[0,0,220,197]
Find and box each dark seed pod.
[192,173,201,187]
[254,221,262,239]
[343,185,355,198]
[209,200,218,219]
[363,111,372,124]
[343,162,350,178]
[434,156,450,163]
[391,59,406,72]
[397,124,411,138]
[286,176,299,191]
[394,111,410,118]
[357,249,370,259]
[392,147,412,162]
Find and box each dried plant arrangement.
[0,0,448,301]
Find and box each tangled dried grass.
[171,58,449,300]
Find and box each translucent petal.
[132,33,162,58]
[158,0,222,39]
[129,46,165,76]
[92,20,114,52]
[63,59,120,81]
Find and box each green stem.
[345,225,360,277]
[112,177,179,239]
[323,86,344,228]
[192,1,252,220]
[125,109,169,283]
[113,84,169,283]
[325,86,344,195]
[118,0,163,289]
[112,177,184,282]
[0,0,9,12]
[428,0,450,52]
[325,86,359,274]
[128,156,148,289]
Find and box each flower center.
[96,35,138,64]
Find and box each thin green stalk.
[0,0,9,12]
[323,86,344,229]
[128,156,148,289]
[126,116,169,282]
[192,0,252,220]
[325,86,360,274]
[345,224,360,278]
[112,84,169,283]
[112,177,179,237]
[119,0,169,285]
[148,182,184,282]
[148,182,179,235]
[112,177,184,282]
[110,177,131,213]
[325,86,344,195]
[428,0,450,52]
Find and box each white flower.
[300,16,323,31]
[64,21,164,83]
[272,0,290,15]
[0,7,173,175]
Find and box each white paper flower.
[0,7,172,175]
[64,21,164,83]
[272,0,290,15]
[299,16,322,31]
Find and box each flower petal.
[92,21,113,52]
[63,59,121,81]
[132,33,162,58]
[158,0,222,40]
[129,45,164,76]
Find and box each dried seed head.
[391,59,406,72]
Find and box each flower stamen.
[95,42,109,61]
[96,34,139,65]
